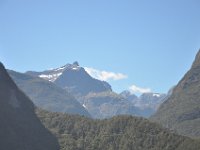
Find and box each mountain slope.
[151,50,200,138]
[0,62,59,150]
[26,62,112,96]
[37,109,200,150]
[8,70,90,117]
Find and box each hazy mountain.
[151,50,200,138]
[0,62,59,150]
[26,62,112,97]
[37,109,200,150]
[8,70,91,117]
[120,91,167,117]
[120,90,138,102]
[139,93,167,109]
[81,91,141,119]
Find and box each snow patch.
[72,67,80,70]
[39,72,62,82]
[83,104,87,108]
[153,93,161,97]
[54,66,66,71]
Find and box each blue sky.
[0,0,200,94]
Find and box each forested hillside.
[37,109,200,150]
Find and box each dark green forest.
[37,109,200,150]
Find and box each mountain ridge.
[151,49,200,138]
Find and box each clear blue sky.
[0,0,200,94]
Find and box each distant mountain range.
[151,50,200,138]
[81,91,142,118]
[0,62,59,150]
[13,61,167,118]
[120,91,167,117]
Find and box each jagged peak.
[53,62,81,71]
[38,62,82,82]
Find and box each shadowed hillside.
[151,50,200,138]
[0,62,59,150]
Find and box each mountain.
[151,50,200,138]
[26,62,143,118]
[0,62,59,150]
[139,93,167,109]
[120,91,167,117]
[82,91,141,119]
[8,70,91,117]
[37,109,200,150]
[26,62,112,97]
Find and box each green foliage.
[37,109,200,150]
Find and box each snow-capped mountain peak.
[26,62,112,96]
[37,62,81,82]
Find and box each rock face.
[9,70,91,117]
[151,50,200,138]
[0,62,59,150]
